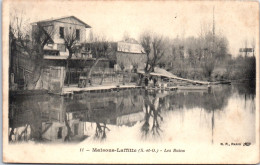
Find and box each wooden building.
[11,16,113,92]
[112,38,147,72]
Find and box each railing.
[64,68,139,85]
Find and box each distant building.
[113,38,146,71]
[239,48,255,57]
[117,38,143,53]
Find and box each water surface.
[9,84,255,145]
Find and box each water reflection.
[141,90,164,139]
[94,122,110,141]
[9,84,255,144]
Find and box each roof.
[32,16,91,28]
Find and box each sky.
[7,0,259,56]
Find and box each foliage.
[9,10,55,89]
[140,32,167,74]
[116,53,146,72]
[161,26,230,81]
[83,35,112,85]
[64,27,80,60]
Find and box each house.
[31,16,91,58]
[113,38,146,72]
[10,16,94,91]
[10,16,145,92]
[29,16,94,91]
[12,16,115,92]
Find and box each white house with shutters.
[31,16,91,59]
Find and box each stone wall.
[36,66,66,93]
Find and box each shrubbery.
[167,56,255,83]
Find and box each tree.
[86,35,111,86]
[29,24,55,89]
[200,31,215,81]
[139,32,167,85]
[78,35,114,87]
[63,27,81,86]
[171,37,185,62]
[117,60,126,85]
[9,9,55,89]
[9,9,30,86]
[63,29,112,87]
[64,113,73,142]
[185,37,199,66]
[201,54,215,81]
[99,63,107,85]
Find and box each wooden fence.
[64,67,139,85]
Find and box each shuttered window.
[59,27,64,38]
[76,29,80,40]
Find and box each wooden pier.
[10,84,212,97]
[177,86,210,90]
[61,84,143,96]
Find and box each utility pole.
[212,6,215,59]
[212,6,215,144]
[213,6,215,43]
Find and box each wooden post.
[68,68,71,87]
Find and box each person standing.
[153,77,157,87]
[144,76,149,88]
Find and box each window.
[59,27,64,38]
[76,29,80,40]
[57,44,66,52]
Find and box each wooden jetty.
[177,86,209,90]
[146,86,177,91]
[61,84,143,96]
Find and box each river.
[8,83,256,145]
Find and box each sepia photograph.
[2,0,259,164]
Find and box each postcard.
[2,0,259,163]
